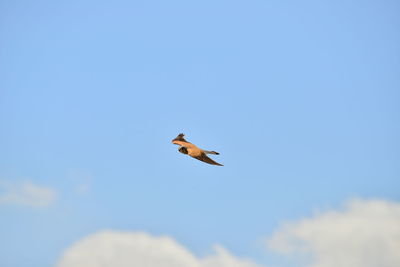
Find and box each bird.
[172,133,223,166]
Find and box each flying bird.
[172,133,223,166]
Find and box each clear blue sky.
[1,0,399,266]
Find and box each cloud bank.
[267,199,400,267]
[0,180,56,207]
[57,231,262,267]
[56,199,400,267]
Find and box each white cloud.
[267,199,400,267]
[0,180,57,207]
[57,231,263,267]
[56,199,400,267]
[202,245,263,267]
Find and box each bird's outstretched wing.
[173,133,188,142]
[193,153,223,166]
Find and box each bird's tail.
[204,150,219,155]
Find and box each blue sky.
[1,1,399,267]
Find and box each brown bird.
[172,133,223,166]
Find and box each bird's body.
[172,134,223,166]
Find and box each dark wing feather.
[174,133,188,142]
[193,153,223,166]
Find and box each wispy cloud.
[67,170,92,196]
[57,231,264,267]
[267,199,400,267]
[0,180,57,207]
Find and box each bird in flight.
[172,133,223,166]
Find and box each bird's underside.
[172,133,223,166]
